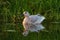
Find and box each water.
[0,22,60,40]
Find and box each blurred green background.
[0,0,60,40]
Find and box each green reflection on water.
[0,22,60,40]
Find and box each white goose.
[22,11,45,36]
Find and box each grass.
[0,0,60,40]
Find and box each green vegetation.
[0,0,60,40]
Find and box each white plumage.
[22,11,45,36]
